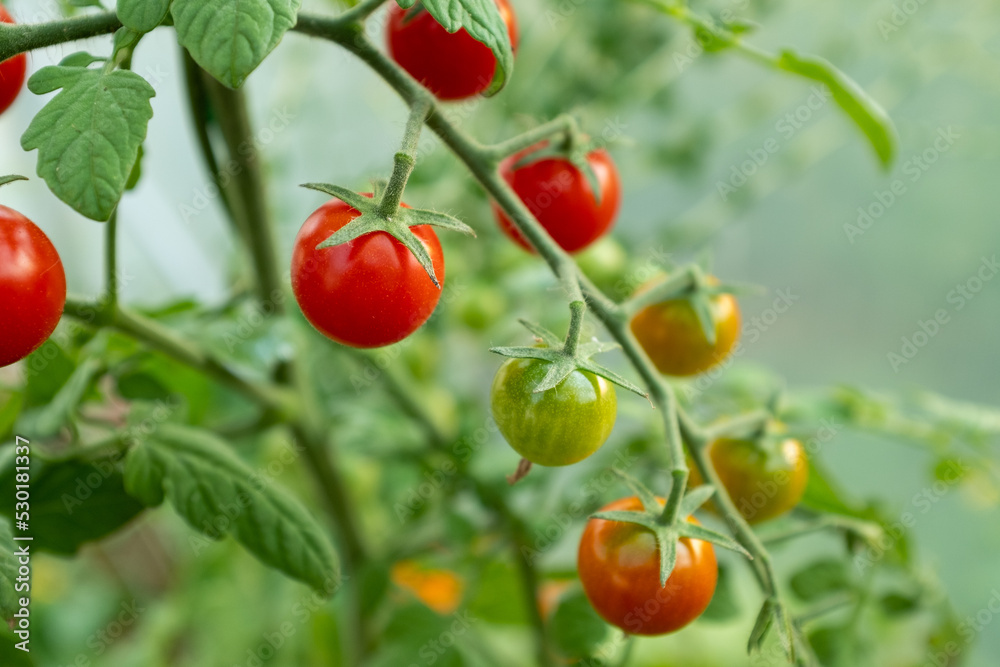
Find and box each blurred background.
[1,0,998,665]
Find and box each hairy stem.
[0,11,121,62]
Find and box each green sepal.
[510,140,604,206]
[490,320,647,398]
[688,292,718,346]
[300,183,475,289]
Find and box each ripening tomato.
[630,280,740,376]
[0,205,66,368]
[578,496,717,636]
[690,437,808,524]
[490,357,616,466]
[291,196,444,349]
[0,5,27,116]
[492,146,621,254]
[387,0,519,101]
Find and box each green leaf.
[776,50,897,168]
[790,559,850,602]
[0,623,35,666]
[117,0,172,33]
[0,455,145,555]
[879,592,920,616]
[172,0,302,88]
[550,589,609,658]
[21,59,155,221]
[123,423,340,592]
[16,358,103,439]
[416,0,515,96]
[0,519,19,622]
[701,562,740,622]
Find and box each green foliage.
[123,423,341,592]
[116,0,171,33]
[171,0,302,88]
[20,54,155,221]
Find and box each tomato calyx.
[301,182,474,288]
[489,316,647,398]
[511,133,608,206]
[590,470,751,586]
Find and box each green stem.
[0,11,121,62]
[376,100,431,218]
[197,72,285,306]
[621,266,696,317]
[562,300,586,356]
[485,114,577,161]
[105,210,119,308]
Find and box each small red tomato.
[630,278,741,376]
[0,5,27,116]
[492,146,621,254]
[578,496,717,636]
[386,0,519,101]
[0,205,67,368]
[291,195,444,349]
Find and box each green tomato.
[490,358,617,466]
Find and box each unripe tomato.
[0,5,27,116]
[0,205,66,368]
[492,147,621,254]
[690,437,808,524]
[630,280,740,376]
[490,357,616,466]
[578,496,717,635]
[386,0,519,101]
[291,196,444,349]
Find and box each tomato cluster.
[0,4,27,116]
[0,205,66,368]
[386,0,519,101]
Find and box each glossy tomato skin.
[578,497,717,636]
[0,205,67,368]
[490,357,616,466]
[0,5,27,116]
[691,438,809,524]
[291,197,444,349]
[387,0,519,101]
[630,283,740,376]
[492,147,621,254]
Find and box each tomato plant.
[490,356,617,466]
[691,437,809,524]
[387,0,519,100]
[0,5,26,116]
[492,145,621,254]
[578,496,718,636]
[630,279,741,376]
[0,204,66,368]
[291,196,444,349]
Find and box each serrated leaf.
[124,423,340,592]
[0,455,145,555]
[0,519,17,622]
[171,0,302,88]
[418,0,514,95]
[21,61,155,221]
[117,0,171,33]
[777,50,897,168]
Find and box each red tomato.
[578,496,717,636]
[386,0,519,101]
[0,5,27,116]
[291,195,444,349]
[0,205,66,368]
[492,146,621,254]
